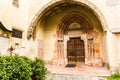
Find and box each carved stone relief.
[87,30,102,66]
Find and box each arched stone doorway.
[54,11,102,66]
[27,0,108,67]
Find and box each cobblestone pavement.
[45,64,111,80]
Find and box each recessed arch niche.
[56,11,93,37]
[55,11,101,66]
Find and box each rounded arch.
[27,0,108,40]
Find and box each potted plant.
[31,58,47,80]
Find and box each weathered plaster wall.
[116,34,120,68]
[0,0,29,30]
[77,0,120,30]
[24,21,45,59]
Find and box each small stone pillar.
[87,30,102,67]
[52,39,65,66]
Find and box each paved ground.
[45,64,111,80]
[46,64,111,76]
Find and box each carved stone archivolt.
[56,11,93,37]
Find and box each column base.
[87,58,102,67]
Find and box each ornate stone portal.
[52,11,102,67]
[52,30,102,67]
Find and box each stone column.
[106,31,119,73]
[81,34,88,65]
[64,35,69,65]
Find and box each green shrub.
[0,56,32,80]
[31,58,47,80]
[107,73,120,80]
[0,55,47,80]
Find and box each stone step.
[46,73,107,80]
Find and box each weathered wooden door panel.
[67,37,85,63]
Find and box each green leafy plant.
[0,56,32,80]
[107,73,120,80]
[0,55,47,80]
[31,58,47,80]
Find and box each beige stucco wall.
[0,0,29,30]
[116,34,120,65]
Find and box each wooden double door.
[67,37,85,63]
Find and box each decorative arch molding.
[27,0,108,40]
[57,11,93,37]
